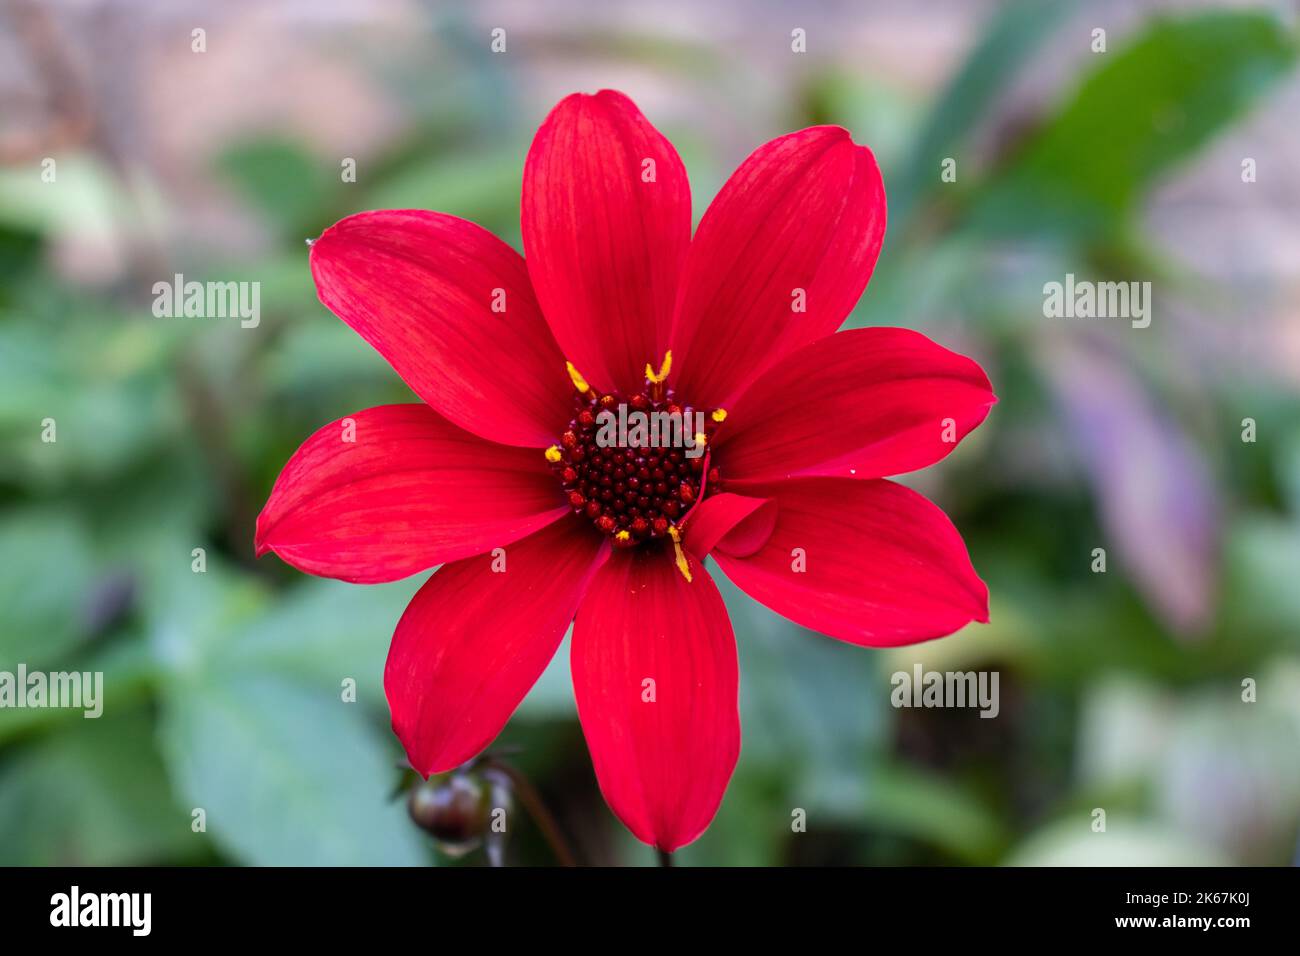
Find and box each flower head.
[256,90,995,852]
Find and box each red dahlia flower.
[256,90,995,852]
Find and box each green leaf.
[863,761,1008,863]
[0,315,181,487]
[223,576,420,703]
[217,138,333,240]
[851,1,1070,330]
[970,11,1297,238]
[891,0,1072,226]
[264,317,402,395]
[143,555,426,865]
[673,765,788,867]
[0,223,43,301]
[0,508,98,671]
[360,148,526,240]
[0,639,155,747]
[1223,515,1300,643]
[159,672,426,866]
[0,154,130,245]
[0,708,201,865]
[718,573,886,818]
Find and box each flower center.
[545,356,724,549]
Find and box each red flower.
[256,90,995,852]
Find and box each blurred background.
[2,0,1299,867]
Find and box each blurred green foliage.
[1,4,1298,866]
[971,10,1298,238]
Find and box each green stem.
[482,757,577,867]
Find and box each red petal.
[256,404,567,583]
[670,126,886,409]
[522,90,691,395]
[310,210,572,448]
[571,549,739,851]
[680,492,775,559]
[386,515,608,775]
[718,477,988,646]
[717,327,995,481]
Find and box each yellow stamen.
[645,350,673,385]
[711,407,728,423]
[694,432,707,449]
[614,529,631,543]
[566,362,592,396]
[544,445,563,464]
[668,525,693,583]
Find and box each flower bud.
[407,772,490,857]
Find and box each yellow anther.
[544,445,563,463]
[694,432,707,449]
[711,408,728,423]
[566,362,591,395]
[645,350,673,385]
[667,525,693,583]
[615,529,631,543]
